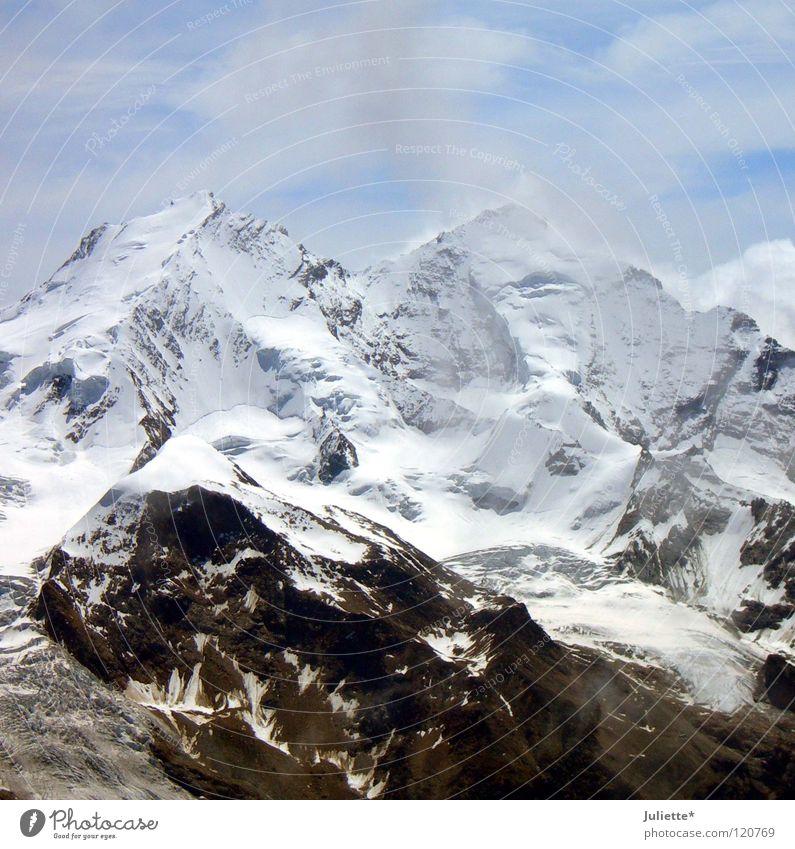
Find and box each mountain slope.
[0,575,190,799]
[33,436,795,799]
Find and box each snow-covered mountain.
[1,191,795,796]
[28,435,795,798]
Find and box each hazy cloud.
[0,0,792,341]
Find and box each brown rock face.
[34,480,795,799]
[756,654,795,712]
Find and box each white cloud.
[599,0,795,75]
[663,238,795,348]
[0,0,792,312]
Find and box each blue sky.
[1,0,794,336]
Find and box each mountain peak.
[424,203,549,253]
[134,190,225,238]
[463,202,548,234]
[161,189,223,220]
[35,190,227,295]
